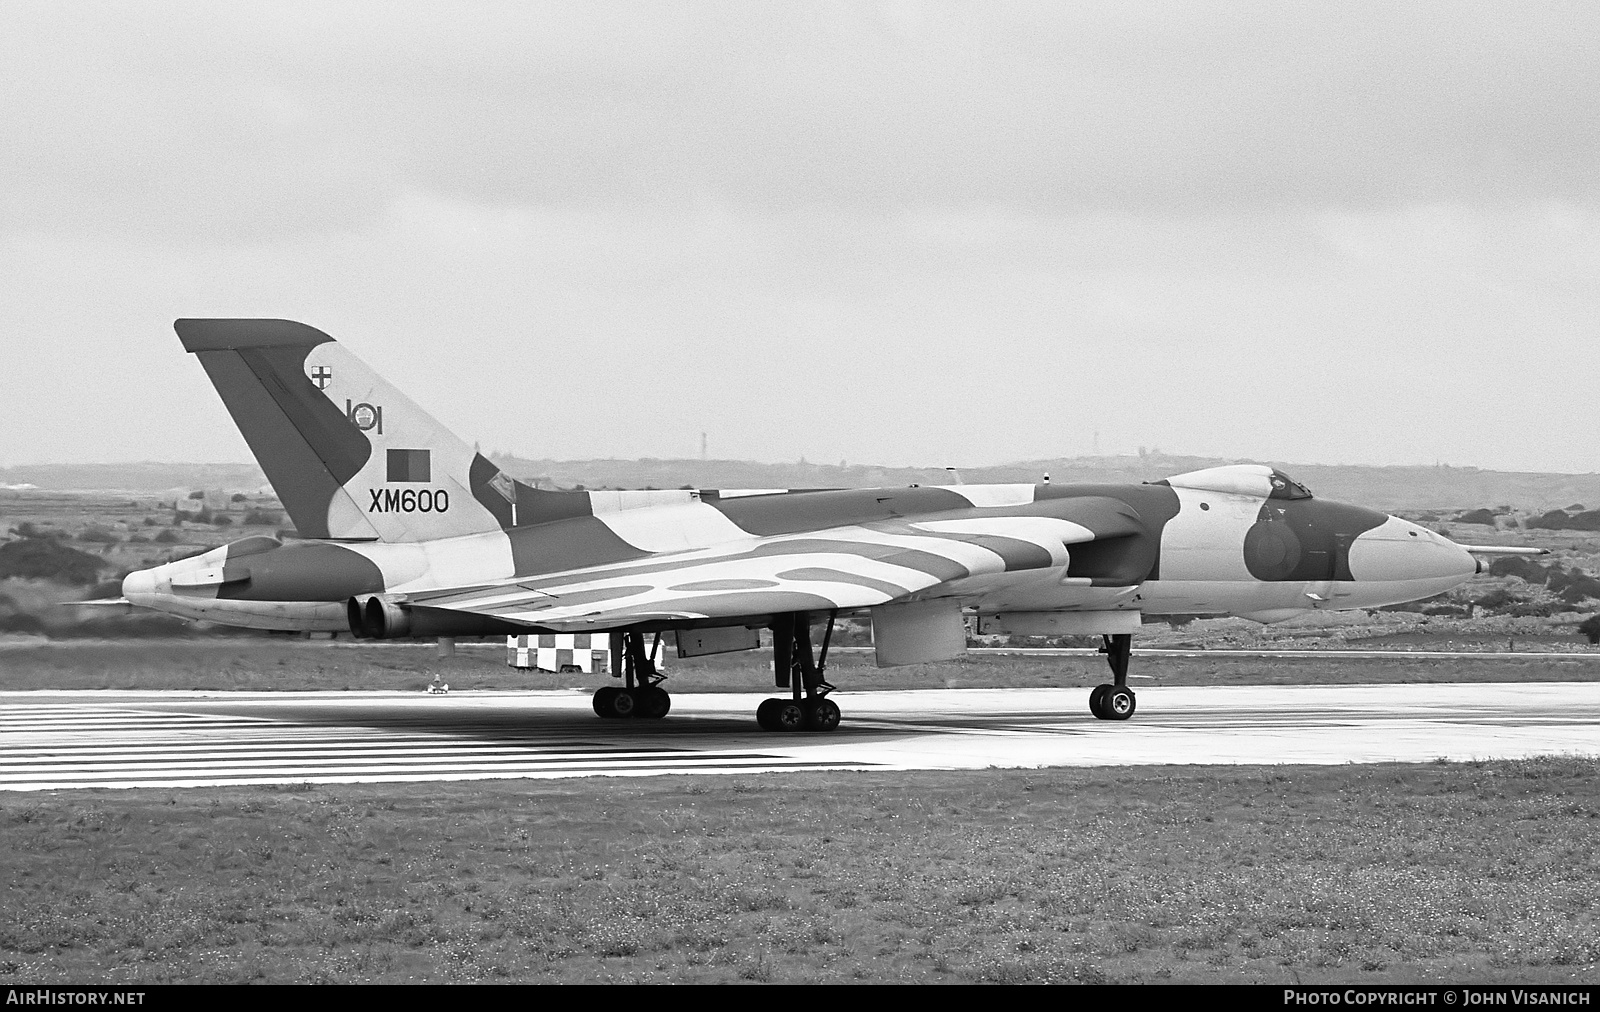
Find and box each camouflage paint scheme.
[123,321,1478,654]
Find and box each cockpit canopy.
[225,535,284,558]
[1155,464,1313,500]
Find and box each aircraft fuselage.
[123,476,1476,637]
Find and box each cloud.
[4,1,1598,246]
[2,3,1598,471]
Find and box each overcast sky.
[2,2,1597,473]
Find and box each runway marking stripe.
[0,699,863,789]
[1,724,281,736]
[1,704,857,791]
[0,733,701,751]
[0,744,691,760]
[0,751,796,775]
[6,687,1597,791]
[5,766,847,785]
[6,763,879,791]
[3,759,877,789]
[0,732,695,751]
[0,707,266,716]
[3,721,649,736]
[1,705,280,716]
[845,720,1042,736]
[0,714,276,725]
[0,746,700,763]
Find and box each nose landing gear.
[1090,633,1137,720]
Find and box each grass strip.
[2,759,1598,984]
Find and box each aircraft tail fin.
[175,319,525,542]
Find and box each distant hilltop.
[4,455,1600,512]
[0,462,268,495]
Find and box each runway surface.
[3,683,1598,791]
[856,646,1600,660]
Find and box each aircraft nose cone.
[122,568,157,602]
[1348,517,1477,585]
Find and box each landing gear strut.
[756,610,841,732]
[1090,633,1137,721]
[592,631,671,720]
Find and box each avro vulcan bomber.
[120,320,1511,730]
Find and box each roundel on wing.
[1244,521,1302,581]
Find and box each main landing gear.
[592,631,671,720]
[1090,633,1137,721]
[755,611,841,733]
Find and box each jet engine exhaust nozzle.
[348,595,412,639]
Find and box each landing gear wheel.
[593,686,619,717]
[775,700,808,732]
[756,697,783,731]
[1089,683,1113,720]
[605,687,637,719]
[637,686,671,719]
[1102,685,1136,721]
[804,697,841,732]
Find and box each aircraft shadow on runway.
[163,702,912,747]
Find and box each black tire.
[1103,685,1136,721]
[756,697,782,731]
[638,686,671,719]
[593,686,618,717]
[804,697,841,732]
[775,701,807,732]
[1089,683,1112,720]
[609,688,637,719]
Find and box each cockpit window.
[1268,470,1313,500]
[1159,464,1313,499]
[226,536,282,558]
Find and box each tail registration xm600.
[120,319,1506,729]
